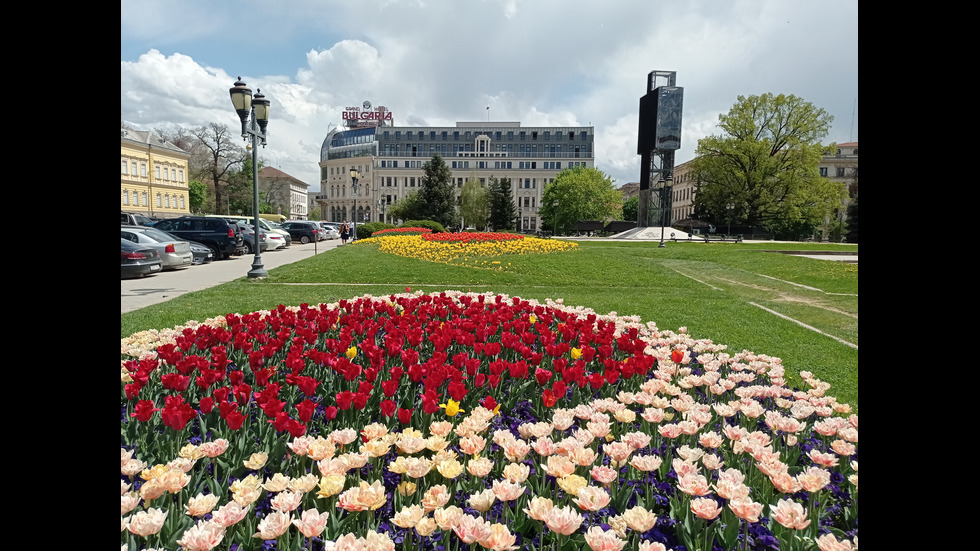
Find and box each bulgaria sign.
[343,101,392,127]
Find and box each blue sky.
[121,0,858,192]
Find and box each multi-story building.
[121,128,191,219]
[257,166,310,220]
[315,105,594,231]
[819,141,858,204]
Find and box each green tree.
[488,176,517,231]
[541,166,621,235]
[459,177,489,229]
[622,196,639,221]
[417,153,459,228]
[691,93,847,231]
[187,180,207,213]
[387,190,425,223]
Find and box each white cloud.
[121,0,857,190]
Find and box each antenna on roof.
[849,98,856,142]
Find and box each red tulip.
[397,407,413,425]
[161,373,191,392]
[225,410,247,430]
[381,379,399,397]
[198,397,214,414]
[287,419,307,438]
[323,405,338,420]
[380,399,397,418]
[336,391,354,410]
[535,368,553,386]
[671,349,685,363]
[542,389,558,408]
[296,399,316,423]
[352,392,369,410]
[130,400,159,422]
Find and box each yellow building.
[121,128,191,219]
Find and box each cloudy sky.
[121,0,858,192]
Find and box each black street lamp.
[229,77,270,278]
[726,203,734,237]
[378,198,386,223]
[350,168,360,242]
[518,208,522,232]
[552,200,559,235]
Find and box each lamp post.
[726,203,734,237]
[350,168,360,242]
[378,198,386,223]
[229,77,271,278]
[518,208,522,233]
[552,200,559,236]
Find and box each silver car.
[121,225,193,270]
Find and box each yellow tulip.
[439,399,465,417]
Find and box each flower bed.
[121,291,857,551]
[373,228,434,237]
[353,234,577,268]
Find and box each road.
[121,239,343,313]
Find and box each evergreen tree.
[417,153,459,228]
[488,176,517,231]
[845,197,858,243]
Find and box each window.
[122,160,129,175]
[163,167,169,180]
[179,170,184,182]
[156,193,162,207]
[819,167,828,177]
[141,192,147,206]
[165,195,171,208]
[141,163,147,177]
[123,190,129,205]
[836,167,845,177]
[155,166,161,179]
[532,131,538,140]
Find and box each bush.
[400,219,447,233]
[355,222,396,239]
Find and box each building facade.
[315,115,595,231]
[257,166,310,220]
[818,141,858,204]
[121,128,191,219]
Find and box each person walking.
[340,221,349,244]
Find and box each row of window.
[121,159,185,182]
[121,189,187,209]
[818,167,858,178]
[383,130,589,142]
[380,143,589,158]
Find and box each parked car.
[240,224,268,254]
[120,225,193,270]
[320,225,340,240]
[280,221,319,244]
[266,231,287,250]
[208,215,292,247]
[121,238,162,278]
[266,222,293,246]
[187,240,214,264]
[121,212,156,226]
[152,216,244,260]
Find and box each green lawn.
[121,239,858,409]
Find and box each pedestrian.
[340,221,349,244]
